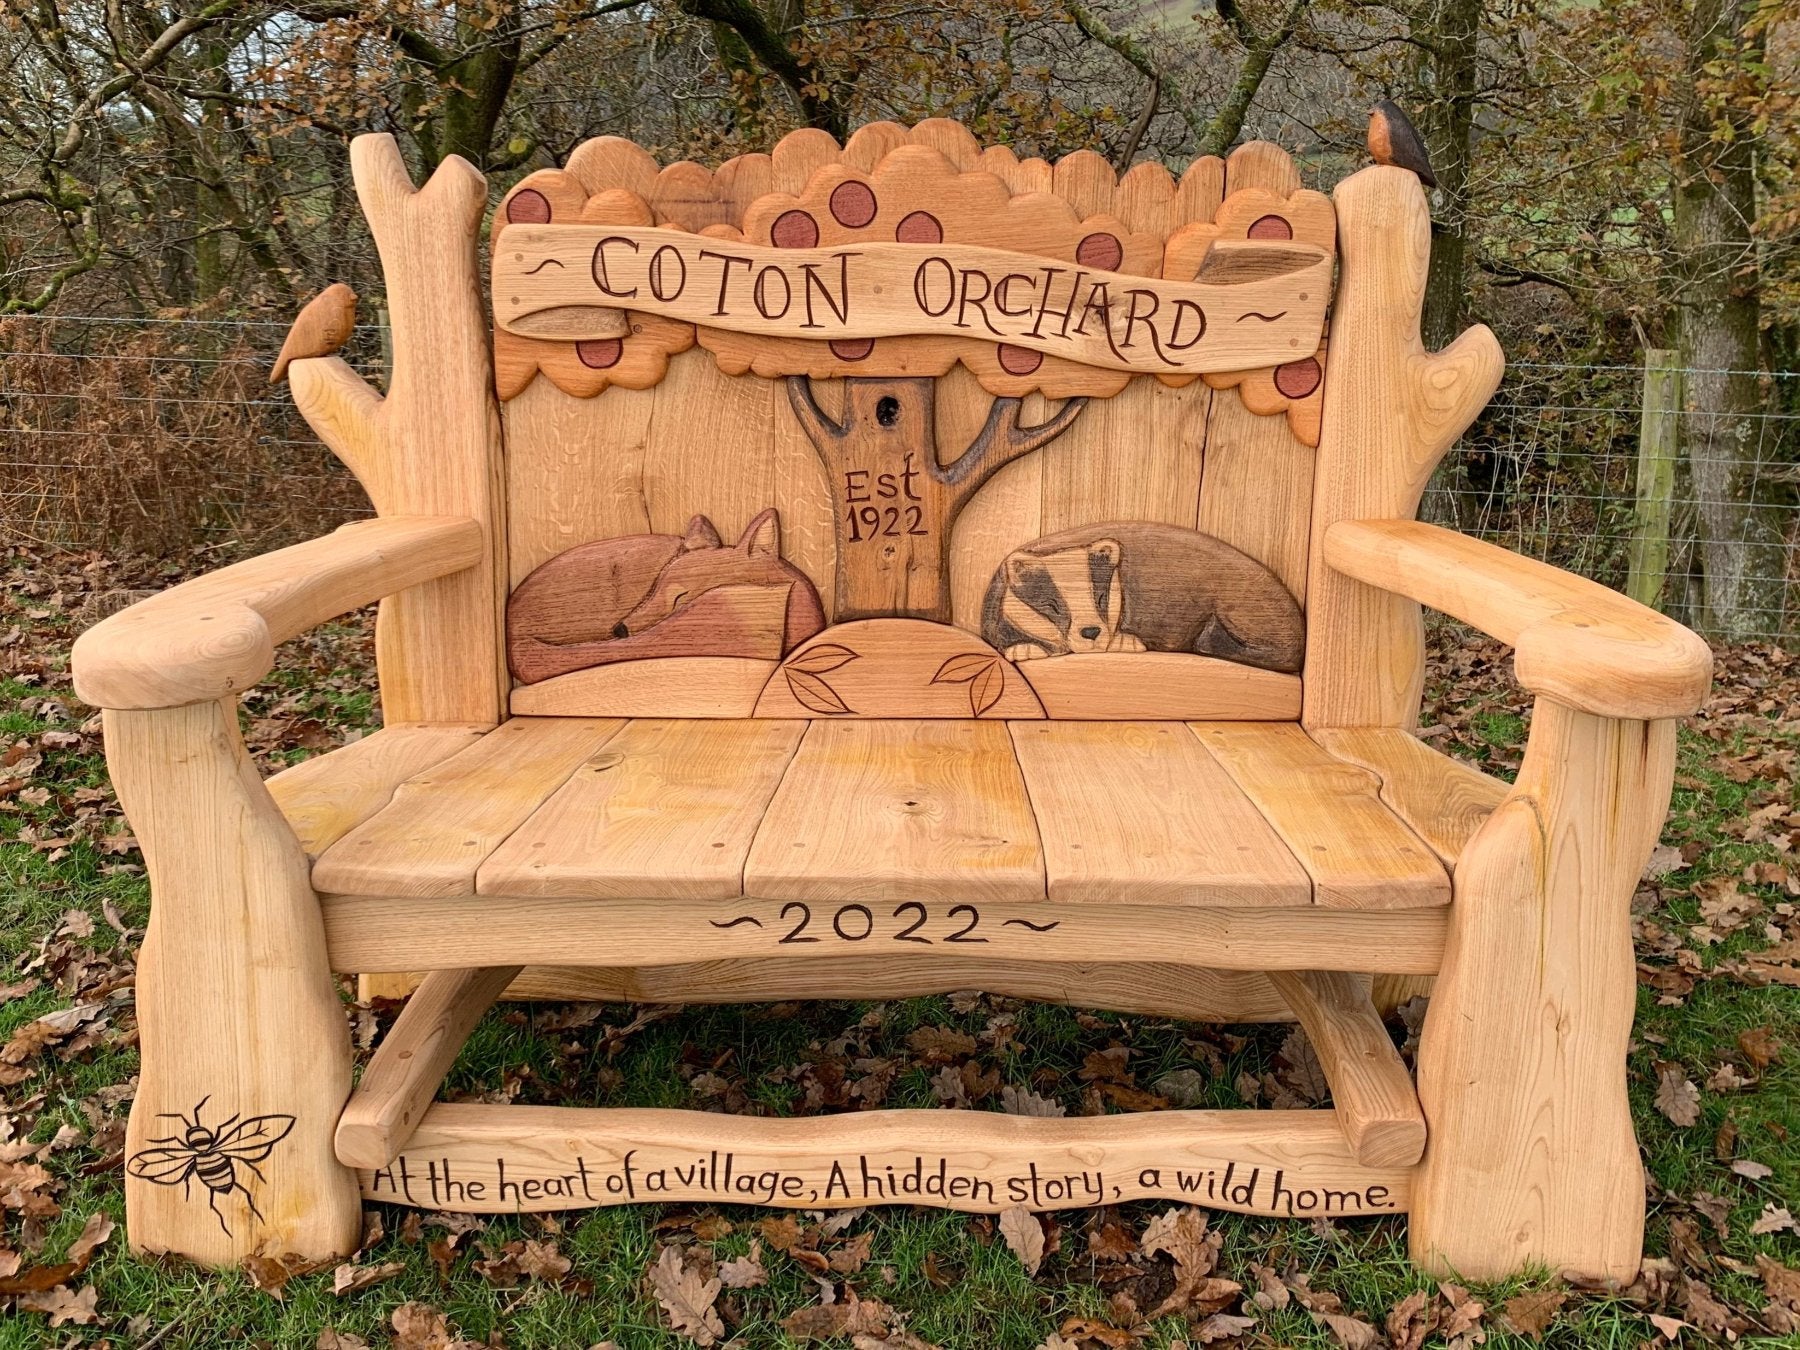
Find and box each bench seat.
[294,718,1462,908]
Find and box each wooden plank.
[362,1102,1414,1218]
[322,893,1449,974]
[494,227,1333,378]
[510,658,776,718]
[1267,970,1426,1168]
[312,718,624,897]
[1009,722,1309,906]
[478,719,806,899]
[1189,723,1450,908]
[1413,703,1675,1282]
[334,965,522,1169]
[72,517,483,710]
[1016,654,1300,721]
[1301,166,1504,729]
[752,621,1045,719]
[744,719,1044,903]
[1196,385,1314,607]
[1309,727,1507,869]
[267,724,492,858]
[108,700,360,1267]
[500,959,1301,1022]
[1225,141,1302,197]
[1324,519,1712,720]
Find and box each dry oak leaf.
[1648,1313,1688,1341]
[1310,1308,1382,1350]
[651,1243,725,1346]
[999,1204,1047,1275]
[1499,1287,1567,1339]
[1191,1312,1257,1343]
[16,1282,100,1326]
[517,1237,572,1281]
[1751,1204,1798,1235]
[333,1259,406,1295]
[718,1237,769,1288]
[244,1253,298,1299]
[316,1330,371,1350]
[65,1210,113,1266]
[1000,1084,1065,1117]
[781,1291,894,1341]
[390,1301,471,1350]
[1655,1066,1703,1127]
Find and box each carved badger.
[980,522,1304,673]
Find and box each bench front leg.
[109,699,361,1267]
[1410,699,1675,1282]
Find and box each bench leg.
[1410,702,1673,1282]
[108,700,361,1267]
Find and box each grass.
[2,561,1799,1348]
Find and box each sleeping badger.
[980,522,1304,674]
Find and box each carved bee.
[126,1096,296,1235]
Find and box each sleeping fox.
[506,507,825,684]
[980,522,1304,674]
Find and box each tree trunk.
[786,377,1087,623]
[1673,0,1785,640]
[1413,0,1480,353]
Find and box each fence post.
[1627,349,1681,610]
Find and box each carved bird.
[1367,100,1437,188]
[270,283,358,384]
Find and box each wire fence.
[4,315,1798,638]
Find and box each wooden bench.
[72,114,1712,1283]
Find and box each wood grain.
[1010,721,1309,906]
[1267,970,1426,1168]
[311,717,624,897]
[108,700,360,1266]
[1190,723,1450,908]
[1309,727,1507,869]
[1301,166,1505,728]
[266,724,492,858]
[1016,653,1300,721]
[322,894,1449,975]
[478,719,805,899]
[73,517,482,711]
[1411,703,1676,1282]
[499,959,1301,1022]
[362,1102,1413,1217]
[744,719,1044,903]
[1324,519,1713,719]
[288,134,508,725]
[510,657,777,717]
[334,965,522,1169]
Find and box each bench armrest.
[1324,518,1712,720]
[73,516,484,710]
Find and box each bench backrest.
[470,120,1496,725]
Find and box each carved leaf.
[931,653,994,684]
[786,643,860,675]
[784,669,854,715]
[968,661,1005,716]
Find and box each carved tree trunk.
[786,376,1087,624]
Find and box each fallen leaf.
[1310,1309,1381,1350]
[333,1259,405,1295]
[719,1238,768,1288]
[1751,1204,1797,1235]
[1001,1084,1065,1117]
[1191,1311,1256,1343]
[782,1291,893,1340]
[66,1211,113,1266]
[1731,1158,1772,1180]
[245,1253,296,1299]
[517,1238,571,1281]
[1648,1313,1688,1340]
[1655,1066,1702,1127]
[1737,1026,1781,1069]
[317,1331,371,1350]
[650,1244,724,1346]
[391,1301,457,1350]
[998,1205,1046,1275]
[1497,1288,1569,1346]
[16,1283,100,1326]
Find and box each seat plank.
[1310,727,1509,870]
[1010,721,1309,906]
[312,717,624,897]
[478,719,806,899]
[267,723,492,859]
[744,720,1044,903]
[1190,723,1450,908]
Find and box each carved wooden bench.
[72,115,1712,1282]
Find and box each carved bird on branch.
[1367,100,1437,188]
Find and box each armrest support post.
[1411,699,1673,1281]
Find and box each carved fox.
[506,508,825,684]
[615,509,824,641]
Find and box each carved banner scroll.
[494,227,1331,378]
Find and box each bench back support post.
[1303,165,1504,730]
